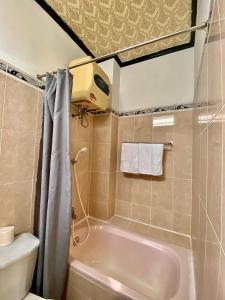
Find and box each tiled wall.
[71,113,118,221]
[192,0,225,298]
[115,109,193,235]
[0,69,42,234]
[70,115,93,222]
[89,113,118,220]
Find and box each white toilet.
[0,232,50,300]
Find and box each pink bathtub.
[67,224,193,300]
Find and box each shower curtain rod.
[37,21,208,81]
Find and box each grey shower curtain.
[33,69,72,300]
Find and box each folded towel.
[138,143,164,176]
[120,143,139,174]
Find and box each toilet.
[0,232,49,300]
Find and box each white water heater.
[70,57,111,112]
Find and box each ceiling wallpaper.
[44,0,193,63]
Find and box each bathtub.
[66,223,193,300]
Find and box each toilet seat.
[23,293,53,300]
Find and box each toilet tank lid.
[0,233,39,269]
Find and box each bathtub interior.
[69,223,191,300]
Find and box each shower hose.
[72,162,90,246]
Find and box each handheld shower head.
[74,147,88,162]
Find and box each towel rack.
[123,141,173,146]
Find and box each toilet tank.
[0,233,39,300]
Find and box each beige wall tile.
[33,145,40,181]
[93,114,111,128]
[89,200,108,220]
[134,114,152,142]
[151,207,172,230]
[192,128,201,194]
[110,115,118,172]
[92,143,111,172]
[201,219,221,300]
[162,149,174,178]
[173,179,192,215]
[35,93,43,144]
[0,71,6,129]
[151,177,173,211]
[0,184,15,227]
[222,106,225,251]
[207,120,222,239]
[192,202,207,299]
[131,204,150,223]
[0,181,32,234]
[191,191,200,243]
[132,175,151,206]
[152,112,174,143]
[115,200,132,218]
[90,172,109,203]
[217,251,225,300]
[174,145,192,179]
[118,117,135,143]
[0,130,35,183]
[93,114,111,143]
[222,20,225,106]
[218,0,225,19]
[3,76,38,132]
[173,212,191,235]
[199,129,208,206]
[173,110,193,147]
[108,201,115,219]
[116,171,133,202]
[108,172,116,218]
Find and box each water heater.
[69,57,111,112]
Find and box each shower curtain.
[33,69,72,300]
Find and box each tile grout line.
[114,214,191,239]
[0,179,32,186]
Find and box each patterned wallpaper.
[44,0,193,62]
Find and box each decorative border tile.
[0,61,7,72]
[117,103,194,117]
[89,103,195,117]
[0,58,45,90]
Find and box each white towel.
[120,143,139,174]
[138,143,164,176]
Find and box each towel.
[138,143,164,176]
[120,143,139,173]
